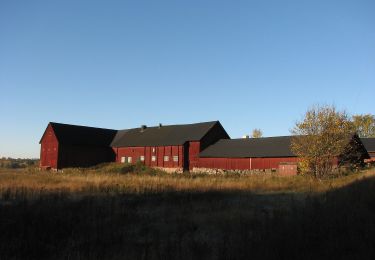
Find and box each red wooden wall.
[188,141,201,170]
[40,124,59,169]
[198,157,299,170]
[115,145,184,169]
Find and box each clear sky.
[0,0,374,158]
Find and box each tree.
[251,128,263,138]
[290,105,354,178]
[352,114,375,137]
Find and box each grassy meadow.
[1,164,375,259]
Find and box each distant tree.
[251,129,263,138]
[291,105,354,178]
[352,114,375,137]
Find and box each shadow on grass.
[1,177,375,260]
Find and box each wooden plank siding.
[115,146,184,169]
[188,141,201,170]
[198,157,299,170]
[40,124,59,169]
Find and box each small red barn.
[39,122,117,169]
[111,121,229,171]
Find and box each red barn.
[39,122,117,169]
[111,121,229,171]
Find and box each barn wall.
[198,157,298,170]
[58,145,115,168]
[188,141,201,170]
[115,146,184,168]
[40,124,59,169]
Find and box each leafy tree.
[251,128,263,138]
[291,105,354,178]
[352,114,375,137]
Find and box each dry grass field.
[1,164,375,259]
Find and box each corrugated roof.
[46,122,117,146]
[360,138,375,152]
[111,121,220,147]
[200,136,295,158]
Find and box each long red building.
[199,137,300,175]
[39,121,371,174]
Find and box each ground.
[1,165,375,259]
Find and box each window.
[151,156,156,162]
[140,156,145,161]
[127,157,132,163]
[152,148,156,153]
[121,157,126,163]
[164,156,169,162]
[173,156,178,162]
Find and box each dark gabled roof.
[361,138,375,152]
[200,136,295,158]
[111,129,130,146]
[111,121,221,147]
[41,122,117,146]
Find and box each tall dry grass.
[1,165,374,201]
[1,165,375,259]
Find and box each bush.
[90,162,166,176]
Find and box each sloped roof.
[111,121,221,147]
[361,138,375,152]
[42,122,117,146]
[200,136,295,158]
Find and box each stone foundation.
[154,167,184,174]
[192,167,276,175]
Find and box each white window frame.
[151,156,156,162]
[121,157,126,163]
[173,156,178,162]
[127,157,132,163]
[140,156,145,161]
[164,156,169,162]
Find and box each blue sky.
[0,0,374,158]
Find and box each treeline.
[0,158,39,169]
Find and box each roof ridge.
[50,122,117,132]
[229,136,293,140]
